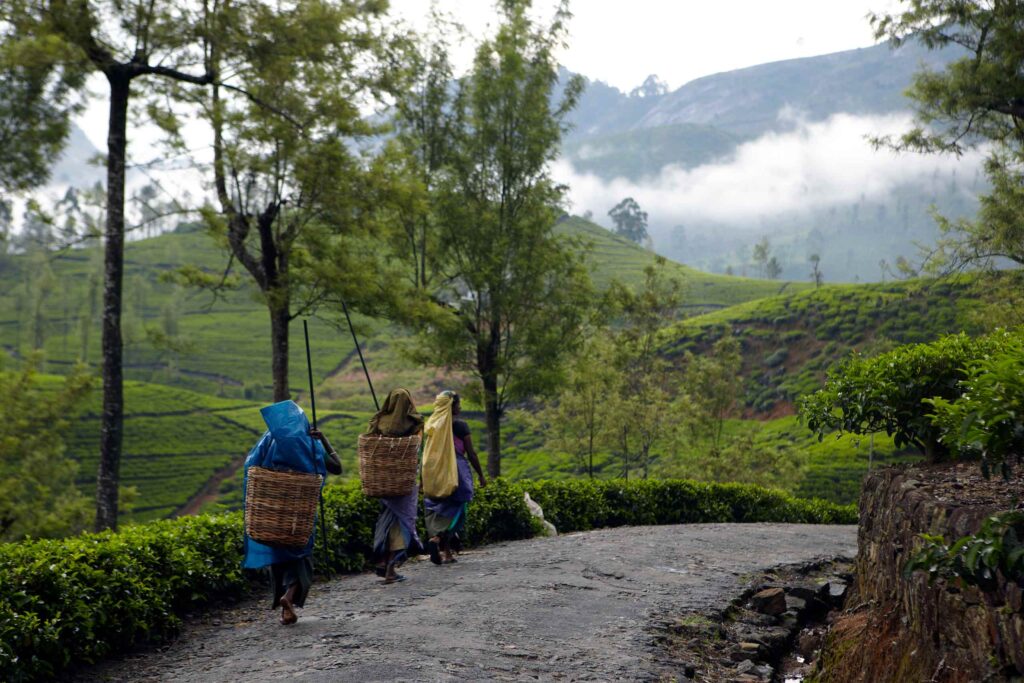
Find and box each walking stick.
[304,320,331,579]
[340,297,379,412]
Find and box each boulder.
[749,587,786,616]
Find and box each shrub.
[763,347,789,368]
[799,331,1016,463]
[928,331,1024,477]
[0,478,854,681]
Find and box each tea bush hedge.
[0,478,853,681]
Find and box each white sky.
[389,0,898,90]
[76,0,898,150]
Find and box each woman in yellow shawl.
[421,391,487,565]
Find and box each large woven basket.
[358,433,421,497]
[244,467,323,548]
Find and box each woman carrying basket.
[422,391,487,565]
[366,388,425,584]
[242,400,341,625]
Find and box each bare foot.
[280,596,298,625]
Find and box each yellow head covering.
[420,391,458,498]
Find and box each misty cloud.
[555,112,987,231]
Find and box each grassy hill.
[558,216,806,304]
[657,276,987,415]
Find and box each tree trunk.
[95,69,129,532]
[269,300,290,402]
[483,371,501,479]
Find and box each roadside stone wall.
[817,466,1024,682]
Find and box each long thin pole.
[340,297,379,411]
[303,320,317,429]
[303,320,330,578]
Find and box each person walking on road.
[242,400,342,625]
[422,391,486,565]
[366,388,425,584]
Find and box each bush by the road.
[799,330,1019,463]
[0,478,853,681]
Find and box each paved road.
[80,523,856,682]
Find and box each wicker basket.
[244,467,323,548]
[358,433,421,497]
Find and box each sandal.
[381,574,407,584]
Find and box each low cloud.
[555,112,987,231]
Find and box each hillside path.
[80,523,856,682]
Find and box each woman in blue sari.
[423,391,487,565]
[242,400,341,625]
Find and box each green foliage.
[928,330,1024,475]
[905,511,1024,591]
[0,357,93,541]
[0,475,848,680]
[799,331,1014,462]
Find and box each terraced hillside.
[658,276,989,415]
[1,217,797,405]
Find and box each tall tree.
[809,253,824,287]
[766,255,783,280]
[608,196,649,244]
[413,0,591,477]
[870,1,1024,274]
[609,259,684,478]
[752,235,770,278]
[8,0,224,531]
[191,0,401,401]
[527,336,619,479]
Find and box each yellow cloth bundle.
[420,392,458,498]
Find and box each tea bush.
[799,331,1017,462]
[0,477,854,681]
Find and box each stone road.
[80,523,856,682]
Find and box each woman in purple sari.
[367,388,424,584]
[424,391,487,565]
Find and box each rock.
[735,659,756,674]
[785,595,807,613]
[787,586,820,603]
[825,580,848,605]
[779,611,800,630]
[750,587,786,616]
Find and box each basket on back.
[358,433,421,497]
[245,467,323,548]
